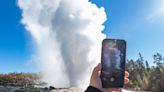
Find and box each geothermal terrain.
[0,86,83,92]
[0,73,151,92]
[0,86,146,92]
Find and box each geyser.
[18,0,107,89]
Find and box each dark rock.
[44,87,49,90]
[49,86,55,90]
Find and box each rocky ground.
[0,86,83,92]
[0,86,150,92]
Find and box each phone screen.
[101,39,126,88]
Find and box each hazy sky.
[0,0,164,73]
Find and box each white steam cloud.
[18,0,107,89]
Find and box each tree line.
[125,53,164,92]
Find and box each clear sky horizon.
[0,0,164,73]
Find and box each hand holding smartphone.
[101,39,126,88]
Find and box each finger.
[125,71,129,78]
[92,63,102,76]
[124,77,129,84]
[97,63,102,70]
[97,63,102,76]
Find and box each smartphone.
[101,39,126,88]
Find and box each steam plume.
[18,0,107,89]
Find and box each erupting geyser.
[18,0,107,89]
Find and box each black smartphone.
[101,39,126,88]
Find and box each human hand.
[89,63,129,92]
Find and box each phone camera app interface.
[102,39,126,87]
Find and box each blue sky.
[0,0,33,73]
[0,0,164,73]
